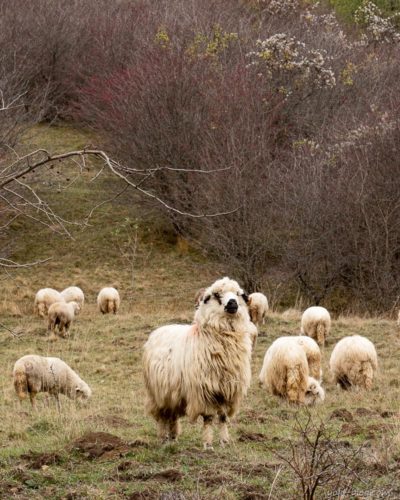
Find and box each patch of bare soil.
[229,462,280,477]
[133,468,184,482]
[238,430,268,442]
[126,491,156,500]
[20,451,62,469]
[330,408,354,422]
[236,483,269,499]
[355,407,377,417]
[70,431,130,459]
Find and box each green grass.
[0,126,399,498]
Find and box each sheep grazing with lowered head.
[330,335,378,390]
[259,337,325,405]
[34,288,64,318]
[143,277,253,449]
[61,286,85,308]
[276,335,322,381]
[97,287,120,314]
[47,301,81,339]
[301,306,331,347]
[13,354,91,410]
[248,292,269,326]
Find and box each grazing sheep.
[47,301,81,339]
[194,288,206,309]
[259,337,325,405]
[301,306,331,347]
[34,288,64,318]
[13,354,91,409]
[330,335,378,390]
[61,286,85,308]
[248,292,269,326]
[143,277,253,449]
[273,336,322,381]
[97,287,120,314]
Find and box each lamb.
[13,354,91,409]
[97,287,120,314]
[329,335,378,390]
[301,306,331,347]
[143,277,253,449]
[47,301,81,339]
[60,286,85,308]
[34,288,64,318]
[248,292,269,326]
[259,337,325,405]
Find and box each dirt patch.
[355,407,377,417]
[330,408,354,422]
[70,431,130,460]
[199,473,232,487]
[20,451,62,469]
[126,490,156,500]
[134,468,183,482]
[380,410,399,419]
[229,462,280,477]
[238,430,268,442]
[341,422,363,436]
[237,483,269,499]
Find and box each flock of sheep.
[13,277,379,450]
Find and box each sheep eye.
[213,292,220,299]
[203,294,211,304]
[241,293,249,303]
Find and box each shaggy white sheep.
[259,337,325,405]
[301,306,331,347]
[274,335,322,381]
[13,354,91,409]
[329,335,378,390]
[47,301,81,339]
[60,286,85,307]
[143,277,253,449]
[248,292,269,326]
[34,288,64,318]
[97,287,120,314]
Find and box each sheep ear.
[203,294,211,304]
[242,293,249,304]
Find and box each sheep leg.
[218,414,230,446]
[53,394,61,412]
[168,418,181,441]
[202,415,214,450]
[157,419,169,442]
[29,392,37,410]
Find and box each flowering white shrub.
[354,0,400,43]
[247,34,336,89]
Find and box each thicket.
[1,0,400,313]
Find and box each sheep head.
[305,377,325,406]
[195,277,250,330]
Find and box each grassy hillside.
[0,127,399,499]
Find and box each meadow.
[0,127,399,499]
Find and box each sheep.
[97,287,120,314]
[274,335,322,381]
[259,337,325,405]
[34,288,64,318]
[60,286,85,308]
[248,292,269,326]
[329,335,378,390]
[13,354,91,410]
[143,277,253,449]
[301,306,331,347]
[47,301,81,339]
